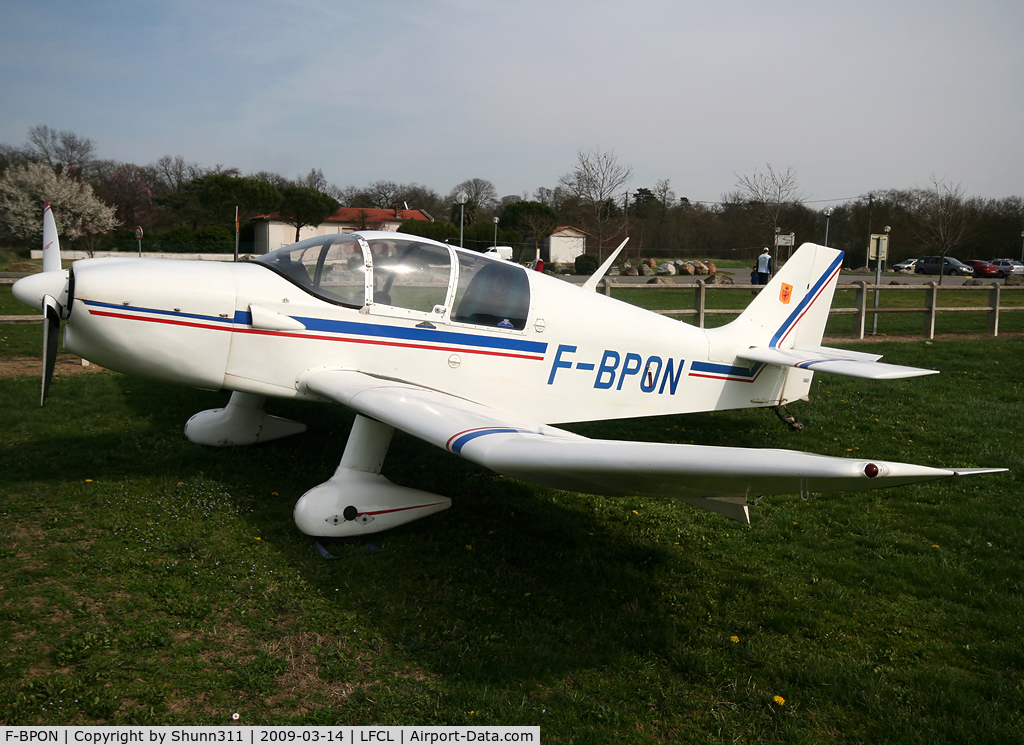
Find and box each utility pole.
[865,193,873,269]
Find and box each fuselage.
[62,232,798,424]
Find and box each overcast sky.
[2,0,1021,205]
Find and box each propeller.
[41,294,61,405]
[11,201,69,406]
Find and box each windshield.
[254,234,366,307]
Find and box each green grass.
[1,336,1022,741]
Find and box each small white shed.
[548,226,589,264]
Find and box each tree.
[153,155,207,193]
[558,147,633,258]
[26,125,97,175]
[341,180,444,216]
[159,173,282,230]
[0,161,118,248]
[92,160,158,228]
[448,178,498,212]
[735,163,803,242]
[910,176,970,284]
[500,200,559,240]
[277,186,340,242]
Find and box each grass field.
[1,282,1023,740]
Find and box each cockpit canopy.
[254,233,530,330]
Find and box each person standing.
[757,247,772,285]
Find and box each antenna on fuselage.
[581,237,629,293]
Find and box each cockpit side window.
[451,252,530,330]
[367,239,451,312]
[254,234,366,307]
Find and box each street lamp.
[1020,230,1023,263]
[822,207,834,247]
[457,191,469,248]
[493,216,499,247]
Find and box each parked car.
[915,256,975,276]
[962,260,1000,277]
[987,259,1024,277]
[892,258,917,272]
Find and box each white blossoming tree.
[0,161,119,249]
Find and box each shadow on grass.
[4,372,717,688]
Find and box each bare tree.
[735,163,803,241]
[448,178,498,211]
[363,180,405,208]
[153,155,206,192]
[558,147,633,257]
[911,176,970,284]
[26,125,97,174]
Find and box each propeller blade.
[41,295,61,406]
[42,201,62,273]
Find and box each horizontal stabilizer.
[737,345,938,379]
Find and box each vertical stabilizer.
[713,243,843,350]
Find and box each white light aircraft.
[13,203,1004,536]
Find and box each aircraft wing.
[298,369,998,524]
[737,345,938,379]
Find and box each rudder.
[717,243,844,350]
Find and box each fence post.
[694,279,706,328]
[603,278,613,297]
[854,281,867,340]
[923,282,938,339]
[988,282,1001,337]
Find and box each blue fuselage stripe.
[83,300,547,355]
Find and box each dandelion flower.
[773,695,785,705]
[730,635,739,643]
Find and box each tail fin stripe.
[769,252,844,348]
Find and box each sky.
[2,0,1022,206]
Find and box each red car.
[963,260,999,277]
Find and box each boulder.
[625,266,639,276]
[647,277,674,285]
[678,263,695,275]
[705,273,735,285]
[1006,273,1024,286]
[641,264,655,276]
[657,262,677,275]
